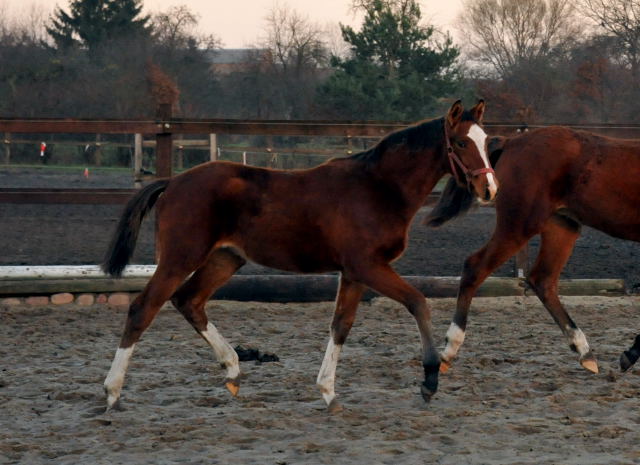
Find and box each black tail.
[423,177,475,227]
[424,136,507,228]
[102,180,170,277]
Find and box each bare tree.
[0,1,50,45]
[323,22,350,60]
[578,0,640,79]
[264,2,328,73]
[151,5,220,52]
[14,2,50,44]
[260,1,330,118]
[457,0,579,77]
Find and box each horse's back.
[497,127,640,240]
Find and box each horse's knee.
[403,293,429,318]
[331,323,353,346]
[461,254,483,286]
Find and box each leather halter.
[444,120,495,188]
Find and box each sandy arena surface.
[2,167,640,463]
[1,295,639,465]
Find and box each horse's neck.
[373,146,447,209]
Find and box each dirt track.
[1,296,639,464]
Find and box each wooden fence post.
[514,243,530,278]
[94,134,102,166]
[3,133,10,164]
[209,134,217,161]
[134,133,143,187]
[155,103,173,178]
[176,134,184,171]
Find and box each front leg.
[317,276,365,412]
[350,263,440,402]
[441,232,532,373]
[620,335,640,372]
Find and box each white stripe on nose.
[467,124,498,196]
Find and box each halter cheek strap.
[444,120,495,188]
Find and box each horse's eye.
[456,140,466,148]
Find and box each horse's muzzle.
[471,172,498,203]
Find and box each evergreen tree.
[318,0,460,120]
[47,0,150,51]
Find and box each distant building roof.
[206,48,268,65]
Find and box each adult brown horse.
[426,126,640,376]
[101,100,498,411]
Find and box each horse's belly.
[231,233,340,273]
[247,248,339,273]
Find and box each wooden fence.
[2,110,640,281]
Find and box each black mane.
[346,109,482,167]
[347,117,446,166]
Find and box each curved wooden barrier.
[0,266,626,301]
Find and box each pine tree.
[47,0,150,51]
[318,0,460,120]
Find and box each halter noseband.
[444,120,495,188]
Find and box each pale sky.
[7,0,463,48]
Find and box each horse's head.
[444,99,498,202]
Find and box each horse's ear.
[446,99,464,127]
[470,99,485,123]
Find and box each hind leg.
[104,211,217,410]
[104,265,191,409]
[317,275,365,411]
[441,231,533,373]
[171,248,246,396]
[527,216,597,373]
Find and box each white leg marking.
[467,124,498,197]
[104,345,135,407]
[441,322,465,362]
[316,338,342,406]
[567,327,590,357]
[200,322,240,380]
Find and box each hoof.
[439,359,451,374]
[327,399,343,414]
[620,351,637,372]
[104,386,121,411]
[579,356,599,374]
[420,383,435,403]
[104,399,123,413]
[225,379,240,397]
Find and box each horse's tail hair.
[424,136,507,228]
[102,179,170,277]
[423,177,475,228]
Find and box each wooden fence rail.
[4,114,640,279]
[3,112,640,177]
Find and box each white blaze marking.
[567,327,590,356]
[104,345,135,407]
[317,338,342,406]
[441,322,465,362]
[201,322,240,380]
[467,124,498,197]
